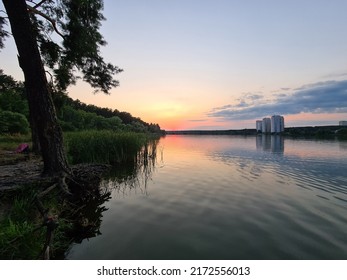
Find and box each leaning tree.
[0,0,122,176]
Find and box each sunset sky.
[1,0,347,130]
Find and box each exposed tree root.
[0,157,111,191]
[1,158,111,259]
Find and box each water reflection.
[62,139,160,259]
[67,136,347,260]
[55,184,112,259]
[101,138,159,197]
[339,141,347,150]
[208,136,347,205]
[256,135,284,153]
[66,187,112,243]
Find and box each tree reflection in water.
[101,138,160,197]
[61,138,161,258]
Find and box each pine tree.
[1,0,122,176]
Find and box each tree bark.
[3,0,70,176]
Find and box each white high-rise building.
[271,115,284,133]
[256,115,285,133]
[256,120,262,133]
[262,118,271,133]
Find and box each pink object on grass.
[15,143,29,153]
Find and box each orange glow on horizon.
[67,84,347,131]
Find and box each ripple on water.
[67,136,347,260]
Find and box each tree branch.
[33,0,51,9]
[26,4,65,39]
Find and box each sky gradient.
[1,0,347,130]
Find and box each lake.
[66,135,347,259]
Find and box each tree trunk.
[3,0,70,176]
[28,109,41,154]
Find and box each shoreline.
[165,125,345,136]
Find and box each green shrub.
[0,110,30,134]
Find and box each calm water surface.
[67,135,347,259]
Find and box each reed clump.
[65,130,148,164]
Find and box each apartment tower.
[271,115,285,133]
[262,118,271,133]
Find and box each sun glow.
[139,101,196,130]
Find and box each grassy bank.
[0,185,72,259]
[0,131,152,165]
[0,134,32,165]
[0,134,31,151]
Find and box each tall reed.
[65,130,148,164]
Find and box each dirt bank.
[0,152,110,191]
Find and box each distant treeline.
[284,126,347,139]
[53,93,164,134]
[166,129,257,135]
[0,70,164,134]
[166,126,347,139]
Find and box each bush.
[0,110,30,134]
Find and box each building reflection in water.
[256,135,284,154]
[339,141,347,150]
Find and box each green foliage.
[58,0,123,92]
[0,69,18,90]
[0,218,44,259]
[60,105,124,131]
[65,130,148,164]
[336,128,347,140]
[0,185,76,259]
[0,70,29,117]
[126,121,147,133]
[0,133,31,144]
[59,97,163,133]
[59,96,163,134]
[0,16,9,49]
[0,69,163,135]
[57,100,163,133]
[3,1,122,92]
[284,126,343,139]
[0,110,30,134]
[0,91,29,117]
[0,188,44,259]
[315,129,334,139]
[21,0,123,93]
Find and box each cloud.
[188,119,208,122]
[320,71,347,80]
[208,80,347,120]
[212,92,266,112]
